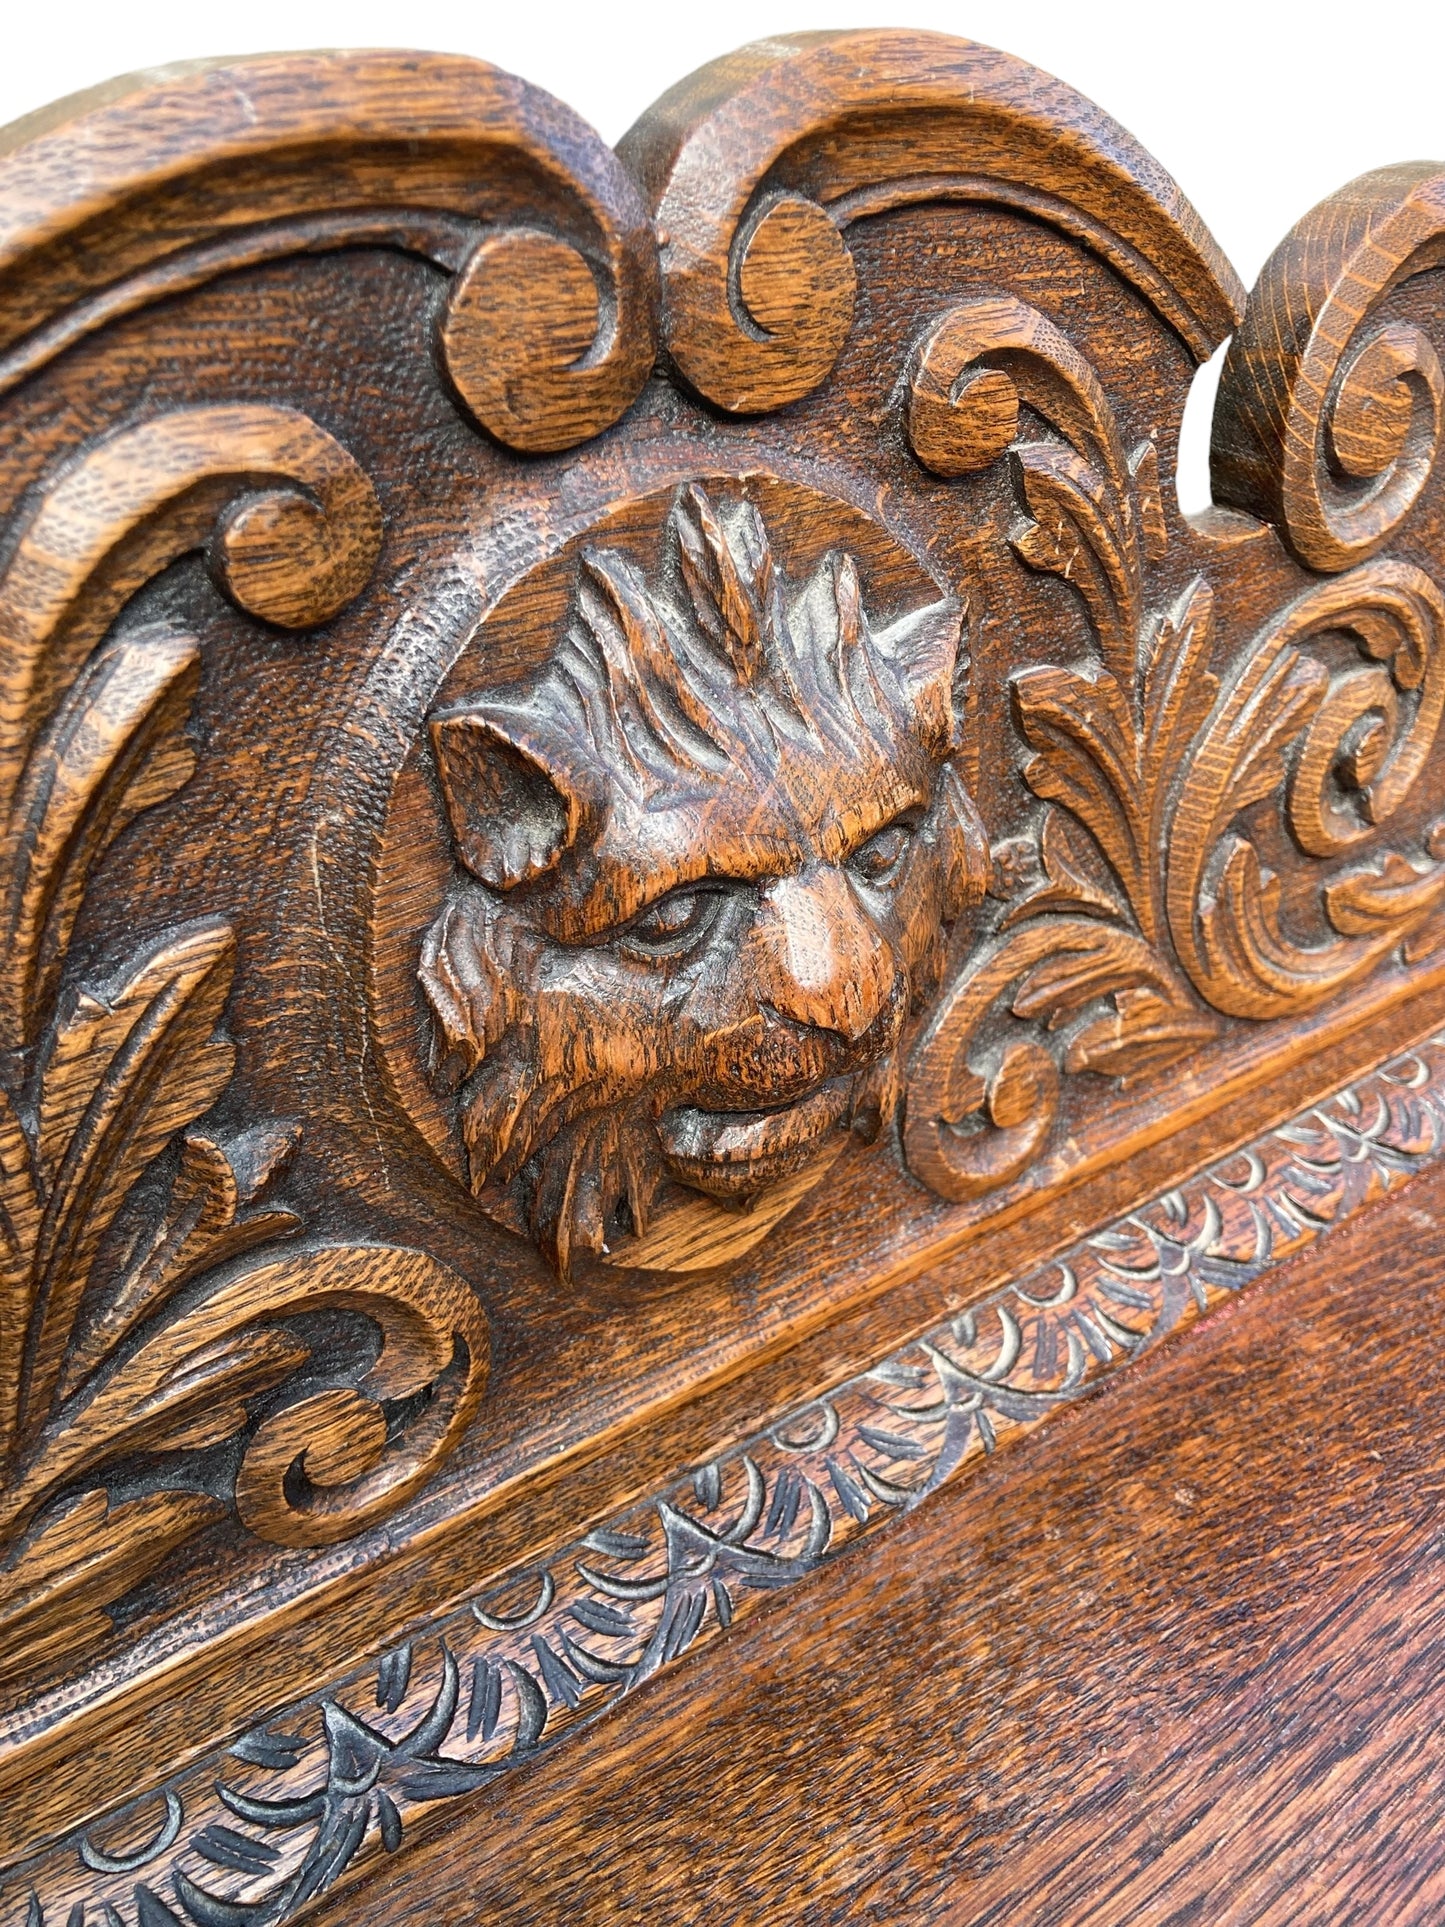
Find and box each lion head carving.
[420,483,988,1276]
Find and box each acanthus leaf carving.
[1168,562,1445,1018]
[1,28,1445,1840]
[903,297,1220,1202]
[0,400,486,1684]
[61,1121,305,1403]
[0,1485,225,1689]
[902,252,1445,1202]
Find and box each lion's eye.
[848,815,918,886]
[621,885,722,956]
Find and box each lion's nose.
[750,864,895,1044]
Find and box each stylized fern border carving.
[903,295,1445,1202]
[13,1030,1444,1927]
[0,407,486,1685]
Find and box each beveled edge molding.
[10,1024,1443,1927]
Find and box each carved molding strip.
[10,1028,1444,1926]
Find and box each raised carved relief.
[0,51,659,455]
[902,279,1445,1200]
[1168,562,1445,1014]
[619,28,1242,410]
[1211,163,1445,572]
[3,27,1445,1881]
[903,296,1221,1198]
[0,407,486,1683]
[419,481,989,1277]
[0,42,673,1696]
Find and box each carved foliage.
[1168,562,1445,1016]
[4,21,1445,1738]
[903,289,1445,1202]
[904,297,1219,1199]
[0,410,484,1683]
[421,483,990,1277]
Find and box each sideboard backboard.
[2,28,1444,1925]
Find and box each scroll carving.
[903,296,1220,1198]
[0,43,689,1689]
[1212,164,1445,571]
[618,27,1243,413]
[0,406,484,1681]
[902,277,1445,1198]
[0,51,660,454]
[1168,564,1445,1017]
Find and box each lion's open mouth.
[657,1080,850,1199]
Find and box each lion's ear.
[430,705,585,889]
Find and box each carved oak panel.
[1,28,1444,1919]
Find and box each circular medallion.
[371,472,986,1279]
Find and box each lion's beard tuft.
[419,885,919,1280]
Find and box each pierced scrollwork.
[0,408,485,1684]
[903,295,1221,1200]
[903,291,1445,1201]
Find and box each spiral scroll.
[0,404,382,829]
[0,1243,489,1552]
[0,51,659,454]
[1212,163,1445,571]
[618,28,1242,414]
[1167,562,1445,1019]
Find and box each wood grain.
[617,27,1243,408]
[9,1024,1445,1925]
[0,52,659,448]
[1213,163,1445,571]
[0,28,1442,1919]
[319,1135,1445,1927]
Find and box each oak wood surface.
[0,24,1443,1923]
[8,1015,1442,1925]
[323,1148,1445,1927]
[9,976,1445,1878]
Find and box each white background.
[5,0,1444,508]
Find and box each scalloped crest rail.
[0,28,1443,1926]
